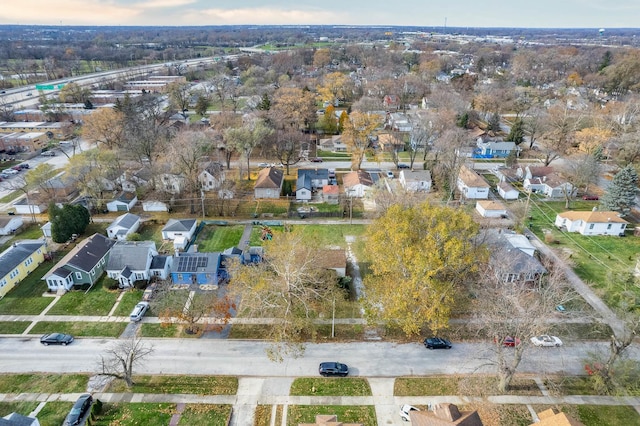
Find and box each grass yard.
[177,404,232,425]
[105,375,238,395]
[137,222,165,247]
[31,401,71,426]
[92,403,174,426]
[111,290,144,316]
[255,404,280,426]
[0,223,47,252]
[290,378,371,396]
[0,321,30,334]
[531,405,640,426]
[0,374,89,393]
[30,321,127,337]
[0,262,56,315]
[528,200,640,307]
[196,224,245,252]
[287,405,376,426]
[140,323,183,338]
[0,402,38,417]
[271,224,367,248]
[395,376,542,396]
[45,276,119,316]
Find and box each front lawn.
[531,405,640,426]
[287,405,376,426]
[0,321,30,334]
[0,373,89,393]
[112,290,144,316]
[395,376,542,396]
[177,404,232,425]
[92,403,174,425]
[196,225,245,252]
[290,378,371,396]
[105,375,238,395]
[30,321,127,337]
[46,276,119,316]
[34,401,72,426]
[0,262,55,315]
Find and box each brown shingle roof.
[459,165,490,188]
[533,408,585,426]
[343,170,373,188]
[557,210,628,224]
[255,167,284,189]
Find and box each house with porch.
[343,170,374,198]
[106,213,141,241]
[474,139,517,158]
[198,162,225,192]
[105,241,158,288]
[555,210,628,236]
[43,233,115,292]
[0,239,48,298]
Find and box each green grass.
[0,374,89,393]
[291,378,371,396]
[196,225,245,252]
[0,262,55,315]
[273,224,367,248]
[140,323,182,338]
[27,401,71,426]
[30,321,127,337]
[112,290,144,316]
[92,403,174,426]
[177,404,232,425]
[531,405,640,426]
[46,276,119,316]
[544,376,597,395]
[0,402,39,417]
[394,376,542,396]
[287,405,376,426]
[106,375,238,395]
[137,222,165,247]
[0,321,30,334]
[0,190,20,204]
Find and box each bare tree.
[98,336,153,388]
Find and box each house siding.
[0,244,47,298]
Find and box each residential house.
[0,412,40,426]
[315,249,347,277]
[298,169,330,190]
[0,216,23,235]
[126,165,185,195]
[254,167,284,199]
[408,403,483,426]
[531,408,584,426]
[41,175,79,202]
[555,210,628,236]
[150,255,172,280]
[399,170,432,192]
[457,165,490,199]
[12,196,48,215]
[481,229,546,285]
[386,113,412,132]
[474,138,517,158]
[520,166,573,198]
[170,252,221,288]
[162,219,197,241]
[343,170,374,198]
[106,191,137,212]
[0,240,48,298]
[322,185,340,204]
[377,133,405,152]
[497,181,519,200]
[295,173,312,201]
[383,94,400,111]
[198,162,225,191]
[106,213,141,241]
[475,200,508,218]
[43,233,115,291]
[106,241,158,288]
[318,135,348,152]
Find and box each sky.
[1,0,639,28]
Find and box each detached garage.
[476,200,508,218]
[106,192,138,212]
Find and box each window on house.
[589,224,594,229]
[75,272,82,280]
[178,274,183,280]
[607,224,612,230]
[0,279,6,287]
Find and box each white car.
[400,404,420,421]
[530,335,563,347]
[386,171,394,179]
[2,169,18,175]
[130,301,150,322]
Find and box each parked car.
[41,150,56,156]
[582,194,599,200]
[64,393,93,425]
[497,336,521,347]
[311,157,323,162]
[130,301,150,322]
[423,337,452,350]
[257,162,270,168]
[0,173,9,179]
[530,335,563,347]
[40,333,74,346]
[397,163,410,169]
[18,163,29,169]
[318,362,349,377]
[386,171,394,178]
[11,166,22,171]
[2,169,18,175]
[400,404,420,421]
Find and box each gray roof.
[106,241,156,271]
[0,412,38,426]
[298,168,329,180]
[108,213,140,231]
[296,174,312,191]
[162,219,196,233]
[0,240,46,278]
[51,234,115,274]
[150,255,169,270]
[115,191,136,203]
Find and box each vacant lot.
[395,375,542,396]
[92,403,174,425]
[0,373,89,393]
[106,375,238,395]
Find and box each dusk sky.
[1,0,639,28]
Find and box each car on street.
[530,335,563,347]
[400,404,420,421]
[397,163,410,169]
[311,157,323,162]
[40,333,74,346]
[423,337,452,350]
[498,336,521,347]
[318,362,349,377]
[64,393,93,425]
[2,169,18,175]
[130,301,150,322]
[41,150,56,156]
[0,173,9,179]
[257,162,270,168]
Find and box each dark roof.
[296,174,312,191]
[110,213,140,230]
[255,167,284,189]
[298,168,329,180]
[50,234,115,274]
[115,191,136,203]
[150,255,169,270]
[171,252,220,273]
[0,412,38,426]
[50,266,73,278]
[162,219,196,233]
[0,240,46,278]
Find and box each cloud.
[0,0,142,25]
[136,0,196,9]
[186,7,344,25]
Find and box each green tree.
[487,112,502,133]
[49,203,91,243]
[363,202,483,336]
[194,95,210,116]
[601,165,639,216]
[506,118,525,145]
[318,105,338,135]
[257,92,271,111]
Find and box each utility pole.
[200,190,205,220]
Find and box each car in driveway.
[386,170,394,178]
[530,335,563,347]
[400,404,420,421]
[40,333,74,346]
[497,336,521,347]
[423,337,452,349]
[130,301,150,322]
[64,393,93,425]
[319,362,349,377]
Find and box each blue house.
[170,252,221,288]
[474,139,517,158]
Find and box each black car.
[40,333,74,346]
[397,163,410,169]
[64,393,93,425]
[423,337,452,350]
[319,362,349,377]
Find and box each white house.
[0,216,23,235]
[399,170,432,192]
[106,241,157,288]
[295,173,312,201]
[475,139,517,158]
[162,218,197,241]
[497,181,519,200]
[457,165,490,199]
[343,170,374,198]
[555,210,628,236]
[106,191,138,212]
[198,162,225,191]
[106,213,141,241]
[520,166,573,198]
[254,167,284,199]
[150,255,172,280]
[12,197,48,215]
[476,200,508,218]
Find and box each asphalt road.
[1,337,635,378]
